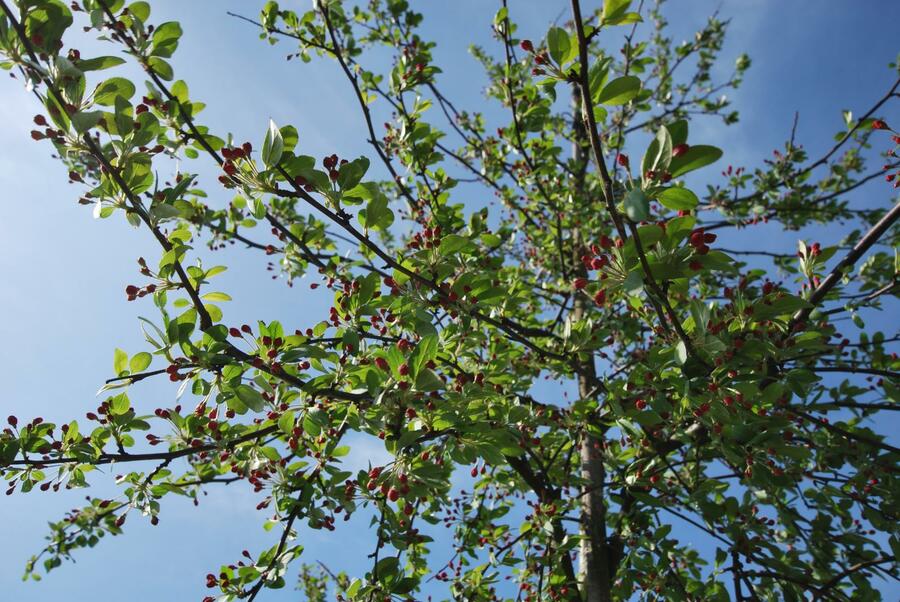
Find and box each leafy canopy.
[0,0,898,601]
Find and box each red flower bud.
[520,40,534,53]
[672,143,690,157]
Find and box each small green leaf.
[358,193,394,231]
[596,75,641,106]
[147,57,173,81]
[337,157,369,190]
[624,189,650,221]
[602,0,633,23]
[151,22,182,58]
[675,341,688,365]
[202,292,232,302]
[93,77,135,106]
[127,1,151,22]
[76,56,125,72]
[129,352,152,373]
[546,27,571,65]
[622,271,644,296]
[668,120,688,146]
[657,187,698,210]
[235,385,266,412]
[262,119,284,168]
[71,110,102,133]
[278,410,295,435]
[347,579,362,597]
[604,11,642,26]
[113,348,128,375]
[669,145,723,177]
[409,335,439,378]
[438,234,474,256]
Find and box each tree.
[0,0,897,599]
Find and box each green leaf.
[604,11,642,26]
[414,369,443,392]
[668,119,688,146]
[668,145,723,177]
[596,75,641,106]
[602,0,632,23]
[23,0,72,50]
[493,7,508,28]
[622,271,644,296]
[201,292,232,302]
[675,341,688,365]
[235,385,266,412]
[752,295,811,320]
[93,77,135,106]
[653,125,673,172]
[129,352,152,373]
[657,187,698,210]
[409,335,439,378]
[76,56,125,72]
[151,22,182,58]
[171,80,189,103]
[262,119,284,168]
[147,57,173,81]
[358,193,394,231]
[438,234,474,256]
[278,410,295,435]
[337,157,369,190]
[375,557,399,579]
[280,125,299,153]
[71,110,102,134]
[546,27,571,65]
[624,189,650,221]
[113,348,128,375]
[347,579,362,597]
[587,59,610,101]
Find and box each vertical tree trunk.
[572,86,613,602]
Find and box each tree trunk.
[572,86,613,602]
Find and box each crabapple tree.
[1,0,898,600]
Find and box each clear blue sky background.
[1,1,897,600]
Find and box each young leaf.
[129,352,152,373]
[669,145,723,177]
[546,27,571,65]
[262,119,284,168]
[657,187,699,210]
[596,75,641,105]
[113,348,128,375]
[624,189,651,222]
[235,385,266,412]
[93,77,135,106]
[409,335,439,378]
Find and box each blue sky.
[1,1,898,600]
